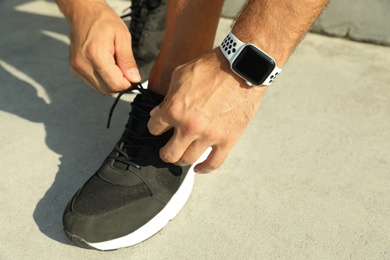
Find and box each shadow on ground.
[0,0,132,246]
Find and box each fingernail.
[176,162,186,167]
[194,168,202,174]
[128,68,141,82]
[150,105,159,116]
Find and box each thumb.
[147,105,172,136]
[115,33,141,83]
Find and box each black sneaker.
[122,0,166,80]
[63,85,209,250]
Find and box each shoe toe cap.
[63,196,165,244]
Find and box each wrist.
[231,28,289,68]
[212,48,267,100]
[56,0,108,24]
[230,0,329,67]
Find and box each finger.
[92,70,116,95]
[71,48,129,94]
[93,53,131,93]
[114,31,141,83]
[159,128,195,164]
[81,35,131,93]
[176,141,211,166]
[71,61,113,95]
[194,146,228,174]
[147,105,172,136]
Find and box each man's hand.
[147,50,266,173]
[58,0,140,95]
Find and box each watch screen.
[232,45,275,85]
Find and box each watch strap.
[220,32,245,61]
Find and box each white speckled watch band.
[220,32,282,86]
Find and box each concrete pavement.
[1,0,390,259]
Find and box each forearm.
[161,0,224,61]
[56,0,108,25]
[232,0,329,67]
[148,0,224,93]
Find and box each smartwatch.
[220,32,282,86]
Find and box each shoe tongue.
[119,89,164,157]
[137,88,165,106]
[111,89,166,171]
[129,89,164,134]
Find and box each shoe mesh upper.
[155,168,181,194]
[71,88,174,217]
[72,175,151,216]
[63,87,194,246]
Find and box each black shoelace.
[107,83,139,129]
[107,83,157,169]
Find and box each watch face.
[232,45,275,86]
